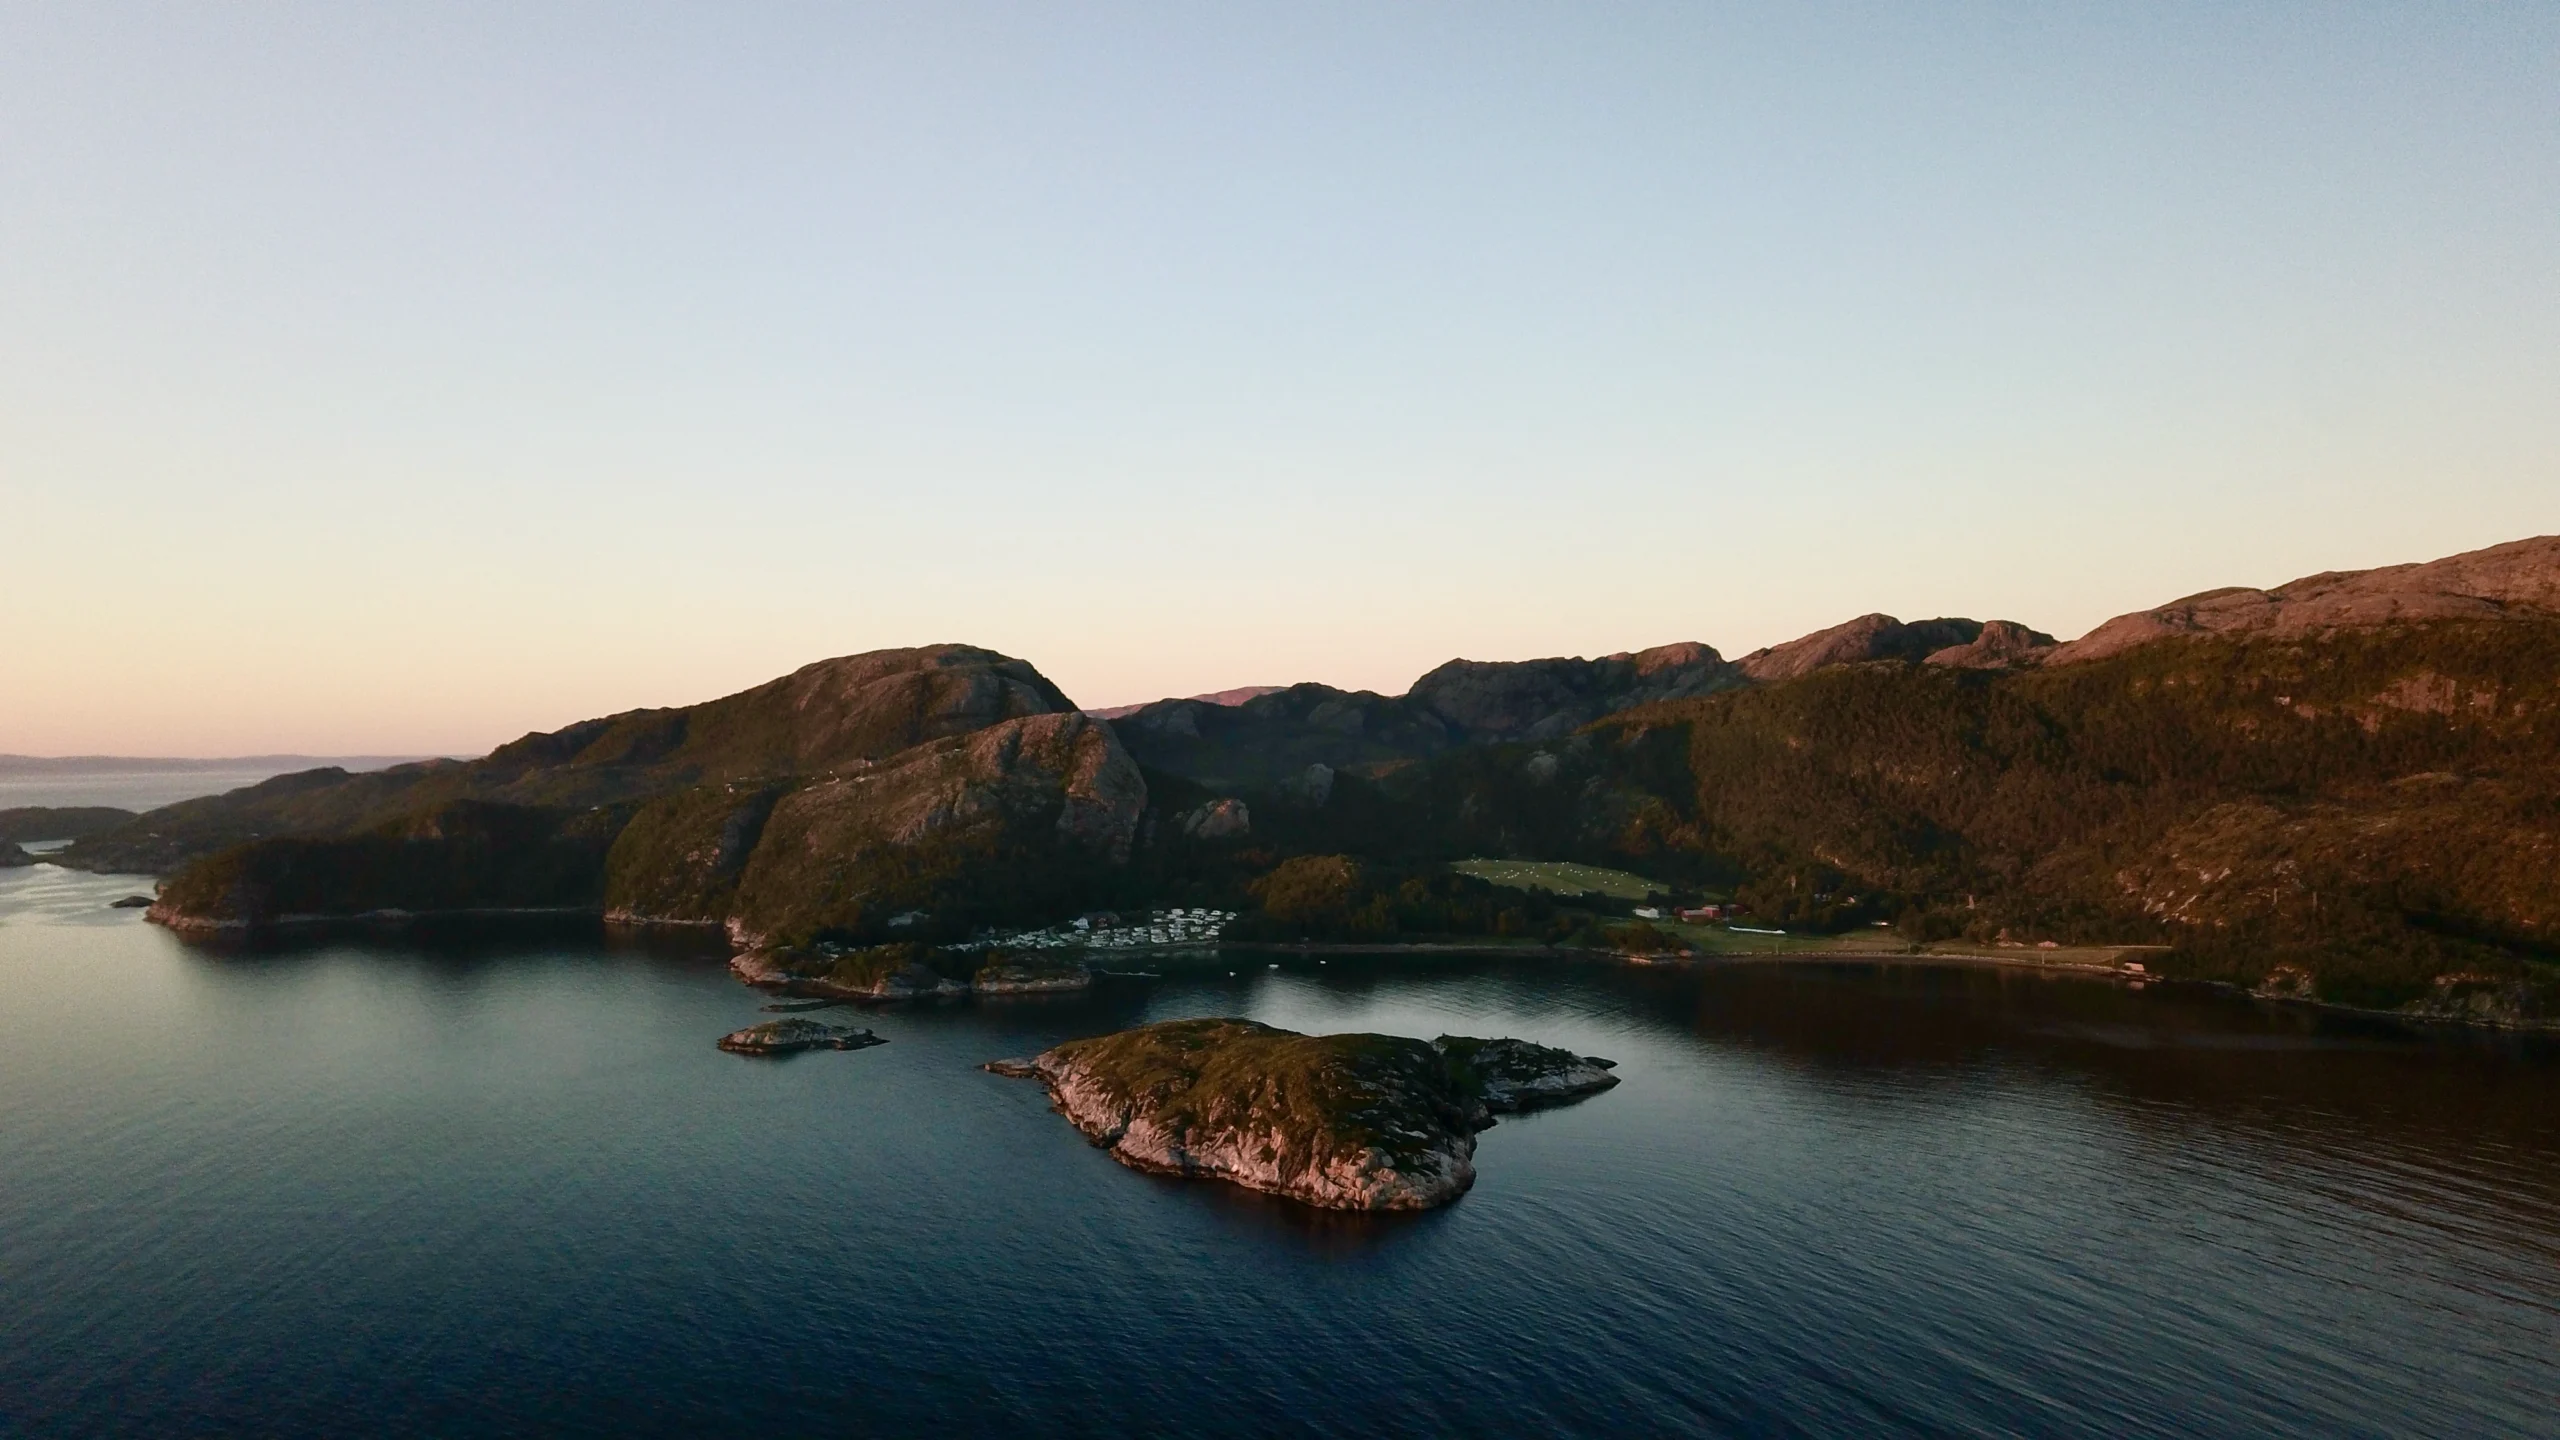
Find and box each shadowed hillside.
[120,647,1148,944]
[63,645,1073,875]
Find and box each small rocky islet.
[986,1017,1619,1211]
[715,1018,886,1055]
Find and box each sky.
[2,2,2555,756]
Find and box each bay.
[2,860,2554,1437]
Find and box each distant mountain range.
[0,754,434,774]
[1086,686,1283,720]
[61,534,2560,1027]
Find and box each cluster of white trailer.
[971,907,1237,952]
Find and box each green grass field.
[1449,858,1677,900]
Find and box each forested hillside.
[1220,619,2560,1009]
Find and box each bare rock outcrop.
[1737,615,1989,682]
[518,642,1076,779]
[1925,619,2058,669]
[1438,1036,1621,1110]
[1406,641,1741,743]
[1179,798,1251,839]
[2048,535,2560,665]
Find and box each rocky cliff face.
[1001,1018,1620,1211]
[725,710,1146,946]
[2047,535,2560,665]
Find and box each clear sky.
[3,3,2554,756]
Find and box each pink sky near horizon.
[4,5,2554,757]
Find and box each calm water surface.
[3,861,2555,1437]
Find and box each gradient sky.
[4,3,2555,756]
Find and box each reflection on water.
[2,861,2555,1438]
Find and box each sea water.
[2,860,2554,1437]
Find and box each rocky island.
[988,1018,1618,1210]
[715,1018,886,1055]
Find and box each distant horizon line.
[0,754,448,772]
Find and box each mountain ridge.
[59,532,2560,1027]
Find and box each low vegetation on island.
[988,1018,1619,1210]
[715,1018,886,1055]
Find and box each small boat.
[1091,968,1162,981]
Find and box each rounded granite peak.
[2047,534,2560,665]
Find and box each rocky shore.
[1437,1035,1620,1110]
[731,942,1092,1001]
[989,1018,1617,1210]
[971,957,1094,995]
